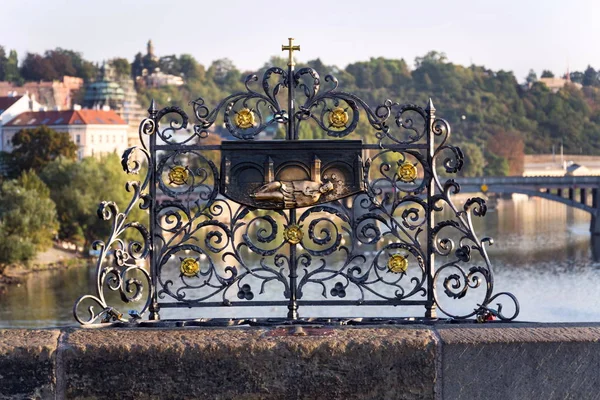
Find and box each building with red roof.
[0,94,42,151]
[3,109,128,159]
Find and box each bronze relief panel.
[221,140,364,209]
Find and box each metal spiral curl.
[75,61,519,324]
[190,68,288,140]
[429,114,519,321]
[73,145,153,325]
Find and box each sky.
[1,0,599,81]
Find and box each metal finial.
[148,99,157,115]
[425,98,436,113]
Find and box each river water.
[1,197,599,328]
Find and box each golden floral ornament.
[387,253,409,274]
[328,107,349,128]
[180,257,200,277]
[283,224,303,245]
[168,165,189,186]
[235,108,255,129]
[398,162,418,183]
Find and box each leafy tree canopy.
[0,171,58,264]
[40,153,146,249]
[9,126,78,176]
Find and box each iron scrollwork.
[75,40,518,325]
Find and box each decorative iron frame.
[74,40,519,325]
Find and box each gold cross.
[282,38,300,66]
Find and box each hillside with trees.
[1,45,600,264]
[2,44,600,175]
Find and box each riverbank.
[0,247,86,291]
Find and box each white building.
[0,94,41,151]
[2,109,128,159]
[143,68,184,88]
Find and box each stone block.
[0,329,59,399]
[438,324,600,400]
[61,326,437,400]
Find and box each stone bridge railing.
[1,323,598,399]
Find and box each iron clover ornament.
[74,40,519,325]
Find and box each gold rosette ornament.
[387,254,408,274]
[180,257,200,277]
[168,166,189,186]
[283,224,303,245]
[398,162,418,183]
[235,108,255,129]
[329,107,349,128]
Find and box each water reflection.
[1,197,599,327]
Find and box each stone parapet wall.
[0,323,598,399]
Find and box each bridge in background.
[457,175,600,236]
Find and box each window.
[76,134,81,144]
[41,118,51,124]
[27,118,36,124]
[112,135,115,143]
[91,135,94,144]
[54,118,63,124]
[99,135,102,143]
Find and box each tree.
[583,66,598,87]
[569,71,584,84]
[0,171,58,264]
[131,52,145,78]
[110,58,131,78]
[41,154,147,250]
[414,51,447,68]
[10,126,78,175]
[541,70,554,78]
[20,52,58,81]
[208,58,236,84]
[158,55,180,76]
[457,143,485,177]
[43,49,77,77]
[374,61,393,88]
[0,46,6,81]
[4,50,20,83]
[486,130,525,176]
[526,69,537,85]
[179,54,204,81]
[50,48,97,81]
[483,152,510,176]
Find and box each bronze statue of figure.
[250,180,334,208]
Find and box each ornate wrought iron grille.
[74,39,519,325]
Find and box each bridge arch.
[474,186,594,214]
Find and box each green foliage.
[9,126,78,176]
[40,154,146,249]
[19,48,98,82]
[457,143,485,177]
[110,58,131,78]
[541,70,554,78]
[526,69,537,84]
[0,172,58,264]
[0,46,5,81]
[7,41,600,160]
[483,152,510,176]
[4,50,20,83]
[583,66,599,87]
